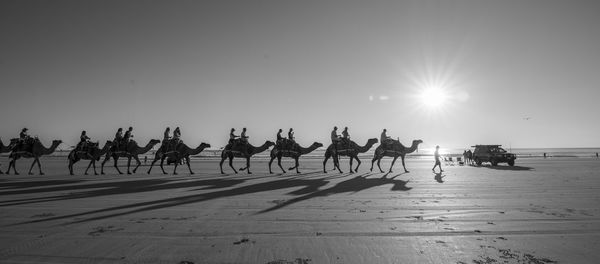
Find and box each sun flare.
[420,87,448,109]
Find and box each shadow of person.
[434,172,444,183]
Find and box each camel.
[0,138,18,174]
[5,138,62,175]
[68,141,112,175]
[220,140,275,174]
[147,141,211,175]
[100,139,160,175]
[269,141,323,174]
[323,138,378,173]
[370,139,423,173]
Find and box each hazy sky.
[1,0,599,149]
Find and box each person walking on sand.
[432,145,443,172]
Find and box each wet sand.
[1,157,599,263]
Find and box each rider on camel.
[276,129,285,148]
[172,127,181,148]
[342,127,350,147]
[79,130,90,151]
[288,128,295,149]
[229,128,239,146]
[114,128,123,151]
[124,127,133,146]
[17,128,31,151]
[162,127,171,151]
[380,129,392,148]
[331,126,341,152]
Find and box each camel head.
[265,140,275,147]
[413,139,424,145]
[52,140,63,145]
[103,140,113,149]
[367,138,379,145]
[149,139,161,145]
[200,143,211,148]
[312,142,324,148]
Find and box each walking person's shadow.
[434,172,444,183]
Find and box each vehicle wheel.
[475,158,482,166]
[490,158,498,166]
[508,160,515,166]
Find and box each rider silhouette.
[331,126,341,152]
[79,130,90,151]
[229,128,239,146]
[380,129,392,147]
[123,127,133,146]
[342,127,350,147]
[276,129,284,148]
[114,128,123,151]
[17,128,31,151]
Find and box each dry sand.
[1,157,599,263]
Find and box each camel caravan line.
[1,128,423,176]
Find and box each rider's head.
[334,126,337,130]
[383,129,386,132]
[243,127,246,131]
[128,127,133,131]
[82,130,86,135]
[22,128,28,132]
[289,128,293,131]
[436,145,440,149]
[118,128,122,132]
[344,127,348,131]
[278,129,282,133]
[166,127,170,131]
[231,128,235,132]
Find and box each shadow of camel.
[257,173,411,214]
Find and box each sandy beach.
[1,157,599,263]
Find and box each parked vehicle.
[472,145,516,166]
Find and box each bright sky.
[1,0,599,149]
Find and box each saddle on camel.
[12,137,36,155]
[275,138,300,154]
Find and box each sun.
[419,87,448,109]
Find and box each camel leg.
[370,156,377,171]
[219,156,226,174]
[132,156,141,174]
[85,160,93,175]
[268,156,275,174]
[113,156,123,174]
[69,160,75,175]
[349,156,354,173]
[159,156,168,174]
[323,154,330,173]
[277,156,285,173]
[7,159,17,175]
[147,155,160,174]
[333,155,343,173]
[173,158,179,175]
[377,157,384,173]
[401,155,409,173]
[36,157,44,175]
[354,156,361,172]
[389,156,399,173]
[228,156,237,174]
[126,157,132,174]
[101,154,110,175]
[186,156,194,174]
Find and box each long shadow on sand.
[0,176,251,207]
[11,173,412,226]
[257,173,411,214]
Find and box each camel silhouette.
[220,140,274,174]
[101,139,160,175]
[147,142,211,175]
[68,141,112,175]
[5,138,62,175]
[269,141,323,174]
[370,139,423,173]
[323,138,378,173]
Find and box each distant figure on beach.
[79,130,90,151]
[144,156,147,164]
[432,145,443,173]
[596,152,598,158]
[114,128,123,150]
[544,152,547,159]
